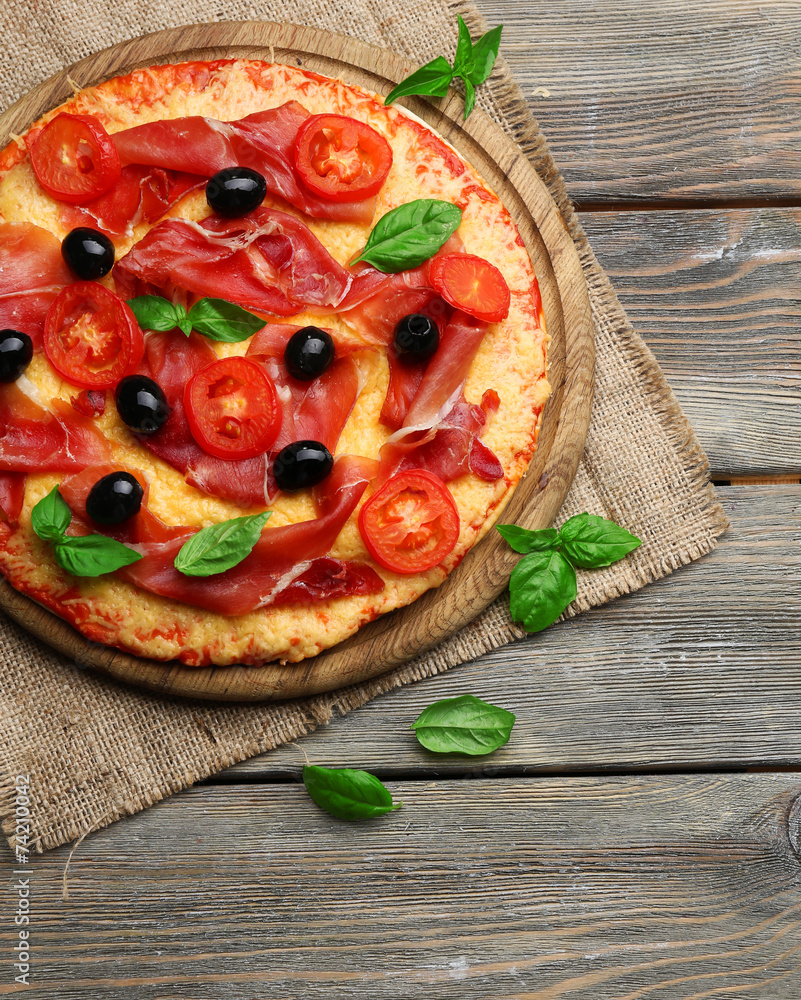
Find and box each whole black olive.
[61,227,115,280]
[273,440,334,492]
[206,167,267,217]
[393,314,440,358]
[284,326,335,381]
[85,472,144,525]
[115,375,170,434]
[0,329,33,383]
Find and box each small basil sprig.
[302,765,401,821]
[128,295,264,344]
[498,513,641,632]
[411,694,515,755]
[352,199,462,273]
[31,486,142,577]
[385,16,503,119]
[173,511,271,577]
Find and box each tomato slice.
[29,113,122,206]
[43,282,144,390]
[429,253,511,323]
[358,470,460,574]
[184,356,282,461]
[294,114,393,202]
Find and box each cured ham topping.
[117,455,376,614]
[0,223,72,348]
[379,391,503,485]
[0,380,110,473]
[58,462,384,613]
[112,103,378,224]
[0,471,25,524]
[62,164,205,239]
[113,208,355,316]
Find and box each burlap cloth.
[0,0,727,854]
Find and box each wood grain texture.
[581,207,801,478]
[481,0,801,205]
[224,485,801,777]
[22,775,801,999]
[0,22,594,701]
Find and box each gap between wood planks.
[576,195,801,212]
[203,763,801,785]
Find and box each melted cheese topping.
[0,60,549,666]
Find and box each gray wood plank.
[224,486,801,779]
[22,775,801,998]
[479,0,801,204]
[581,207,801,477]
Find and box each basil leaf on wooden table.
[30,485,71,541]
[174,511,271,577]
[508,549,577,633]
[558,512,642,568]
[31,486,143,577]
[302,765,401,821]
[411,694,515,755]
[351,199,462,272]
[466,23,503,86]
[186,298,265,343]
[53,535,143,578]
[128,295,191,335]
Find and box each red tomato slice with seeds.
[43,282,144,390]
[294,114,393,202]
[359,470,460,574]
[29,113,121,205]
[429,253,511,323]
[184,356,282,461]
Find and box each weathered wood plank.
[481,0,801,204]
[581,207,801,477]
[225,486,801,779]
[20,775,801,998]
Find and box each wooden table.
[24,3,801,995]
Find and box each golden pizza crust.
[0,59,549,666]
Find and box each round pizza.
[0,58,550,667]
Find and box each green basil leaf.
[384,56,454,106]
[31,485,71,542]
[187,298,265,343]
[558,513,642,569]
[302,765,401,821]
[352,199,462,273]
[453,15,475,77]
[497,524,559,554]
[411,694,515,755]
[174,511,271,577]
[128,295,188,333]
[53,535,142,578]
[508,549,577,632]
[467,24,503,86]
[461,76,477,119]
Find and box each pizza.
[0,58,550,667]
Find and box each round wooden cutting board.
[0,21,594,701]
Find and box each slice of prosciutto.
[0,380,111,473]
[62,164,205,239]
[112,103,377,224]
[116,455,378,615]
[0,223,72,348]
[379,391,503,485]
[114,208,356,316]
[132,331,272,506]
[133,327,366,505]
[59,461,384,614]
